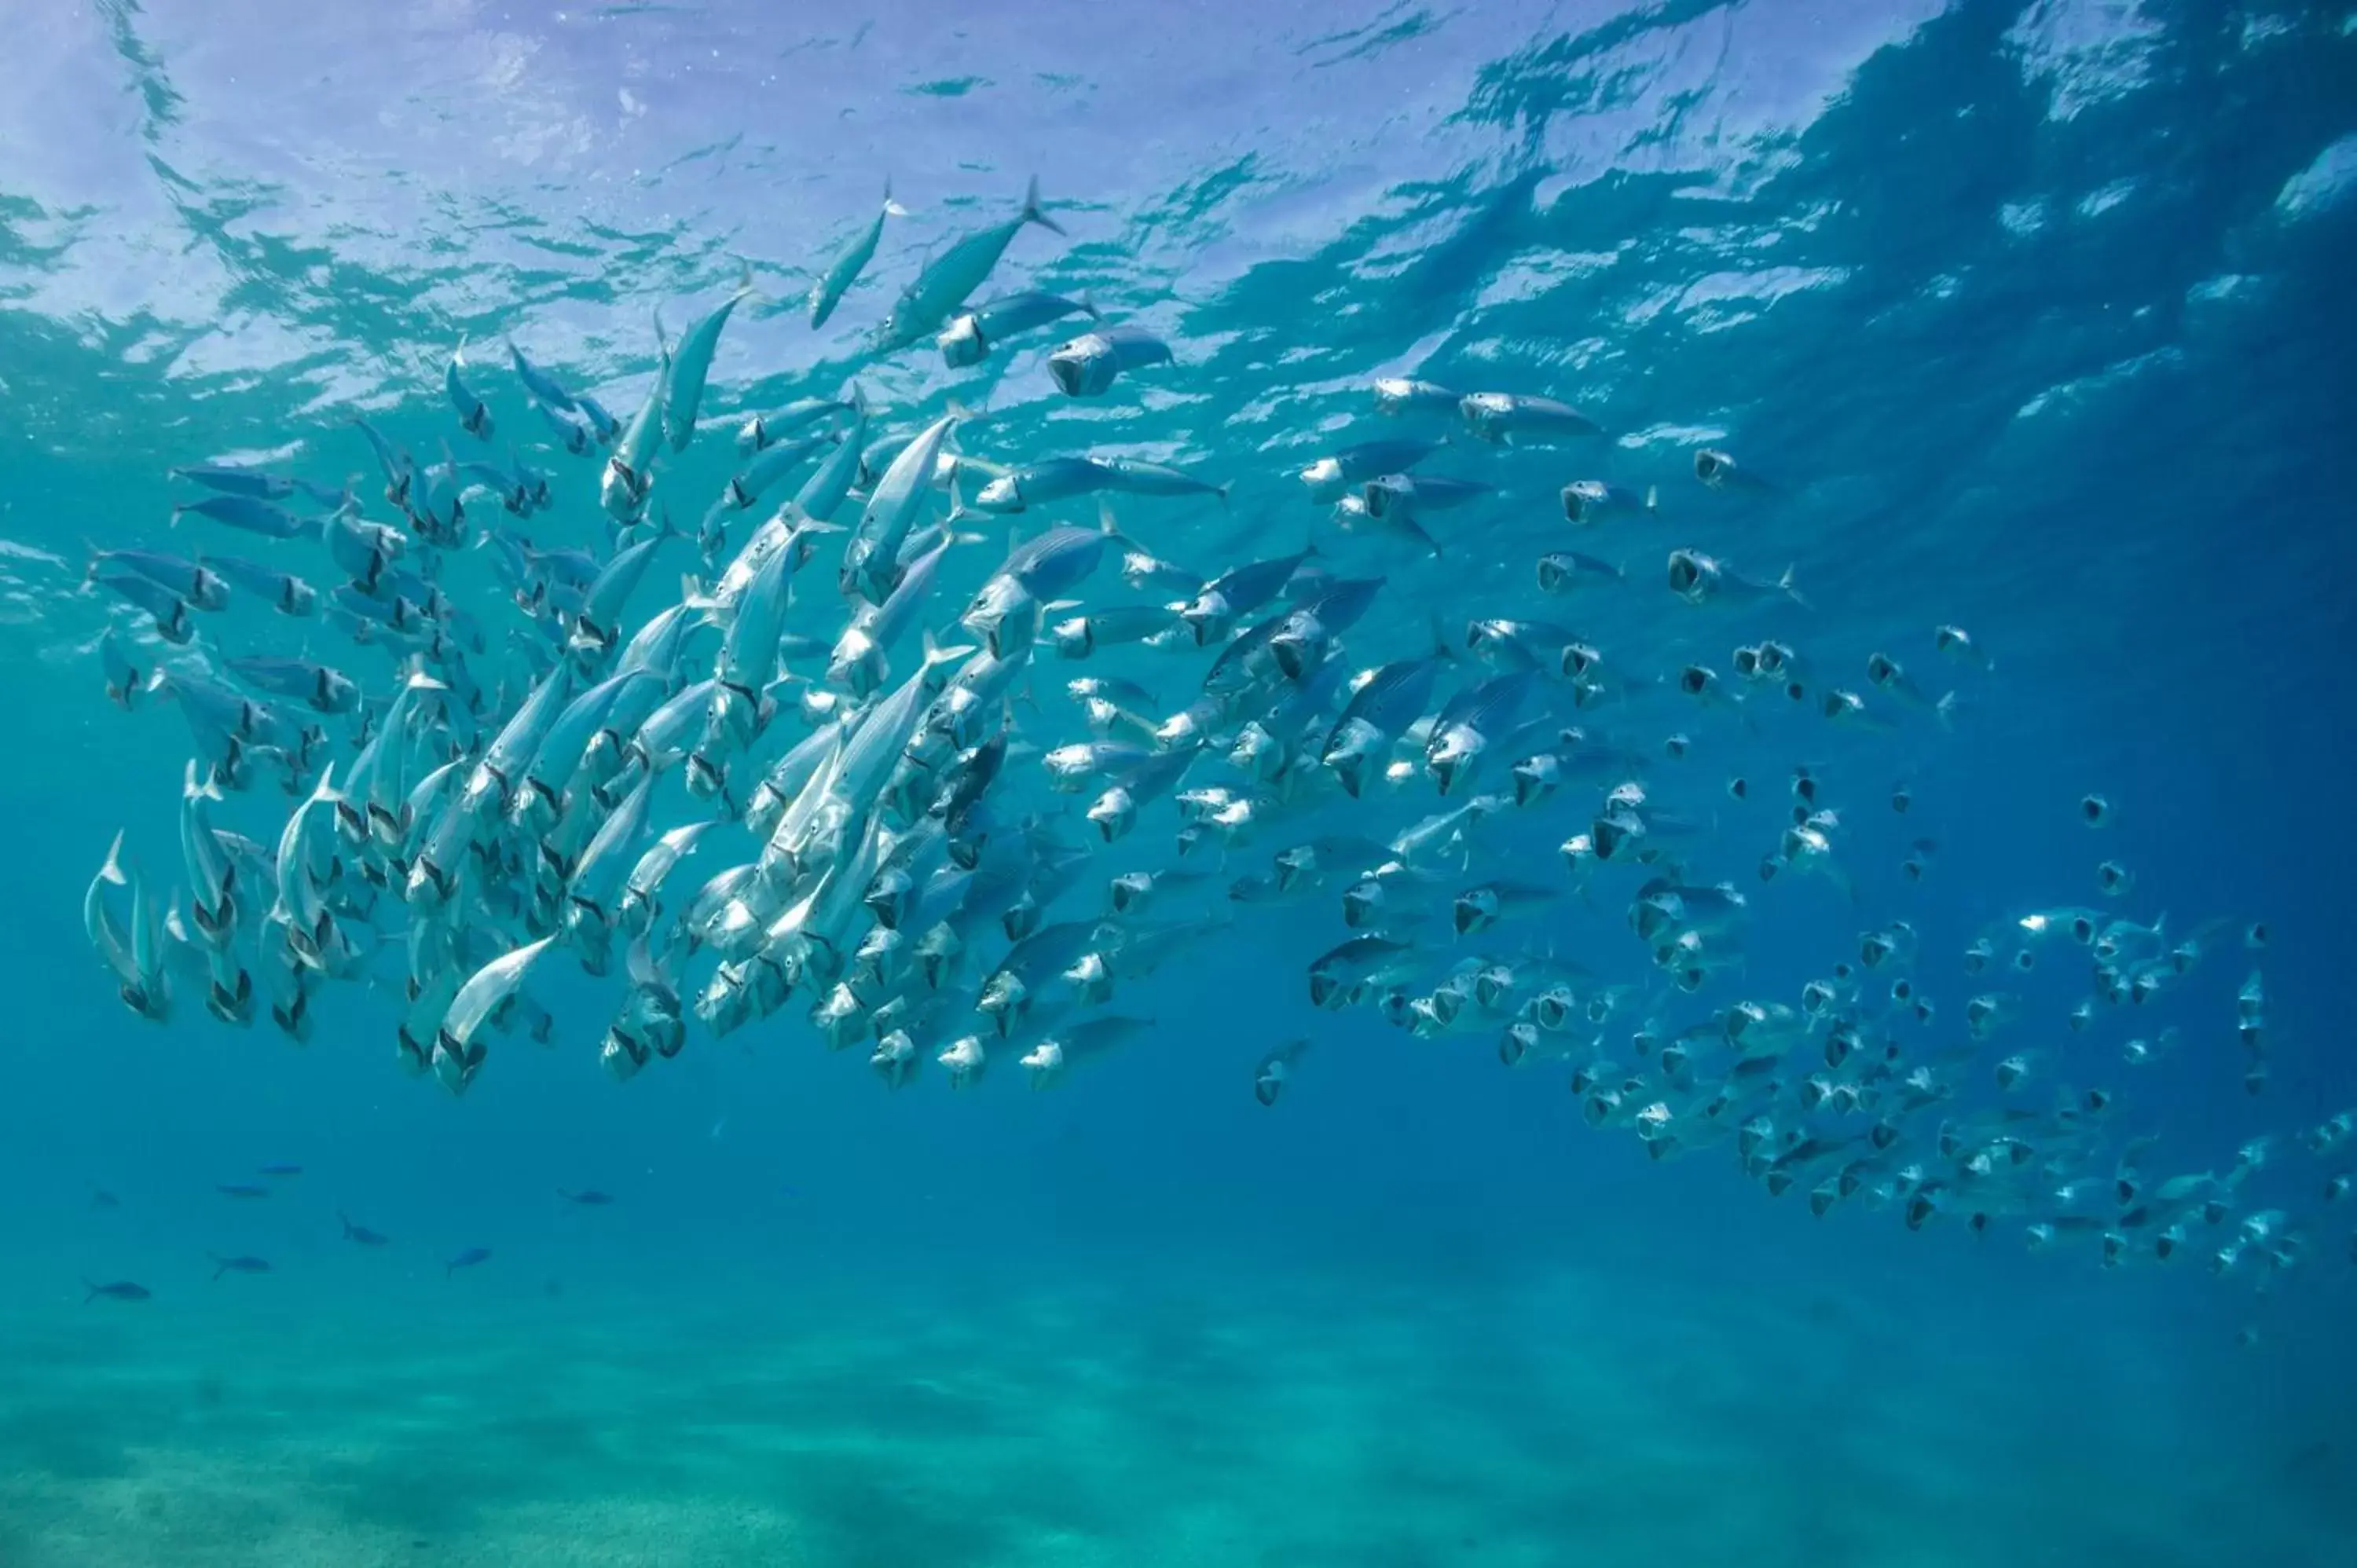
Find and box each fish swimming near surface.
[809,181,908,328]
[874,177,1062,351]
[63,170,2336,1349]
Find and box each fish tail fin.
[81,1280,96,1305]
[1094,498,1138,550]
[1934,691,1958,730]
[1215,481,1233,507]
[1080,291,1103,321]
[945,474,972,529]
[882,178,909,218]
[1021,175,1065,236]
[184,758,224,804]
[1779,565,1811,610]
[921,628,977,671]
[210,1255,226,1280]
[100,829,129,888]
[1428,613,1461,663]
[1643,485,1659,515]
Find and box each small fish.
[445,1247,493,1277]
[216,1183,270,1200]
[171,462,301,500]
[735,397,852,453]
[1935,624,1994,670]
[211,1254,273,1280]
[91,548,230,611]
[558,1189,617,1206]
[257,1163,303,1178]
[1299,438,1442,502]
[93,571,193,643]
[202,555,317,617]
[339,1213,391,1246]
[229,656,360,716]
[171,493,316,540]
[83,1279,152,1304]
[508,340,580,412]
[665,276,758,451]
[1666,548,1805,609]
[938,290,1098,368]
[1692,447,1779,495]
[1254,1038,1311,1105]
[99,627,147,709]
[1046,325,1172,398]
[876,176,1063,351]
[1559,480,1655,526]
[810,181,907,328]
[1361,472,1494,524]
[1460,391,1599,445]
[1536,550,1626,594]
[1372,378,1461,416]
[446,342,496,439]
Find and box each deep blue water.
[3,2,2355,1565]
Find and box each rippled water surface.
[3,2,2355,1565]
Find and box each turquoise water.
[5,2,2357,1564]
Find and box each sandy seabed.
[2,1251,2349,1568]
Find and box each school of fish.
[75,174,2353,1318]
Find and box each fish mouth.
[1046,352,1095,397]
[1694,449,1731,486]
[1666,553,1702,595]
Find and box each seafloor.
[4,1242,2348,1568]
